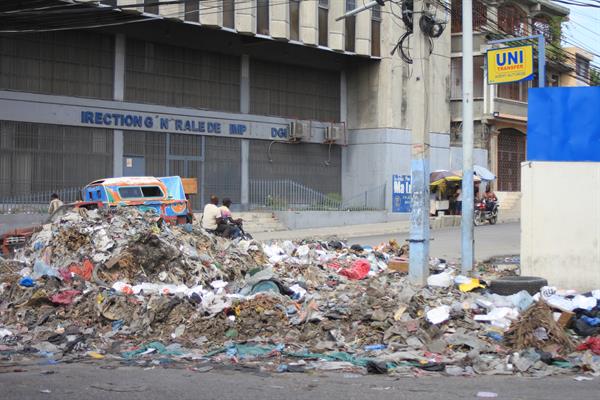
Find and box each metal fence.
[0,187,82,214]
[249,179,386,211]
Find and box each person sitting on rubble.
[201,195,222,233]
[218,198,242,239]
[48,193,64,215]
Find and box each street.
[1,363,598,400]
[351,222,520,262]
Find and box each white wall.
[521,162,600,291]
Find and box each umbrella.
[451,170,482,182]
[474,165,496,181]
[430,170,461,186]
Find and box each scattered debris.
[1,208,600,376]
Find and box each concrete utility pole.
[461,0,475,274]
[408,0,431,285]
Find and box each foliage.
[590,68,600,86]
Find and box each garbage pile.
[1,208,600,377]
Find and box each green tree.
[590,68,600,86]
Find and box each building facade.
[0,0,458,211]
[450,0,580,192]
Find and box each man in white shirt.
[48,193,64,214]
[201,195,222,231]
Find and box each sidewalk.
[253,211,520,241]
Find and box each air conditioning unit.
[289,121,309,141]
[325,125,343,142]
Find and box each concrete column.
[299,0,318,45]
[270,1,289,39]
[200,0,222,26]
[113,34,126,178]
[117,0,141,12]
[489,128,499,191]
[240,55,250,208]
[340,70,347,123]
[328,1,344,50]
[236,0,256,34]
[355,8,371,56]
[159,0,183,18]
[240,55,250,114]
[241,140,250,209]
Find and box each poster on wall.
[392,175,411,213]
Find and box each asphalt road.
[350,222,520,262]
[1,363,598,400]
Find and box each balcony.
[451,96,528,123]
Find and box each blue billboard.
[528,87,600,162]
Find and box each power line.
[438,0,600,84]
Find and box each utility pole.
[408,0,430,285]
[461,0,475,274]
[338,0,445,284]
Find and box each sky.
[564,5,600,66]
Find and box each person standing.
[454,187,462,215]
[48,193,63,214]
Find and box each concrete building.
[450,0,571,192]
[0,0,463,213]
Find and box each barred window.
[498,4,528,36]
[250,59,340,121]
[125,39,240,112]
[451,0,487,33]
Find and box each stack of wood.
[504,301,577,354]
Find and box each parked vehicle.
[82,176,193,225]
[1,176,195,256]
[474,199,499,226]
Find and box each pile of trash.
[1,208,600,377]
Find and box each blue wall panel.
[528,87,600,161]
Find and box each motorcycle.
[474,199,499,226]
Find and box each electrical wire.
[437,0,600,84]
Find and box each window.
[144,0,158,15]
[532,15,554,43]
[223,0,235,28]
[257,0,269,35]
[450,56,484,98]
[497,81,528,102]
[371,5,381,56]
[184,0,199,22]
[118,186,164,199]
[319,0,328,46]
[451,0,487,33]
[141,186,164,197]
[345,0,356,52]
[290,0,300,40]
[498,4,527,36]
[119,187,142,199]
[576,55,590,80]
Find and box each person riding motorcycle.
[483,186,497,212]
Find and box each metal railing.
[249,179,386,211]
[0,187,82,214]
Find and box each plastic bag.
[339,259,371,280]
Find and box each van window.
[141,186,164,197]
[119,187,143,199]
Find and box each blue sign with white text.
[392,175,411,213]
